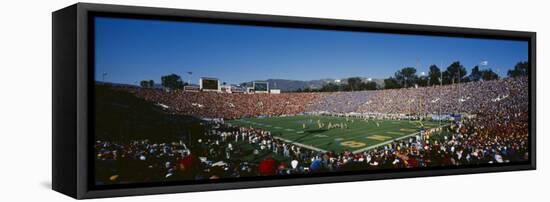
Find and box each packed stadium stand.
[94,76,529,184]
[123,76,527,119]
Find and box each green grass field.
[228,115,446,153]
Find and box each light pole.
[439,62,443,128]
[421,71,427,118]
[102,72,107,82]
[187,71,193,85]
[455,62,461,117]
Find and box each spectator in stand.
[96,76,528,184]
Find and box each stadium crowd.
[95,76,529,184]
[357,77,528,116]
[309,91,375,113]
[124,77,527,119]
[95,114,528,184]
[129,89,323,119]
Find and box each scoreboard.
[253,81,269,93]
[200,77,220,91]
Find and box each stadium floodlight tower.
[420,71,427,118]
[187,71,193,85]
[439,61,443,128]
[101,72,107,82]
[457,59,461,117]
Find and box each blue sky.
[94,16,528,85]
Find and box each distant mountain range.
[242,77,385,92]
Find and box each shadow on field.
[306,129,328,133]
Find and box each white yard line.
[272,136,327,153]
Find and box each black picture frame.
[52,2,536,199]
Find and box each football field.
[228,115,446,153]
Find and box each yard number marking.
[340,140,366,148]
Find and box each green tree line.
[313,61,528,92]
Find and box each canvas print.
[93,16,530,186]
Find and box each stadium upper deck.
[120,76,527,120]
